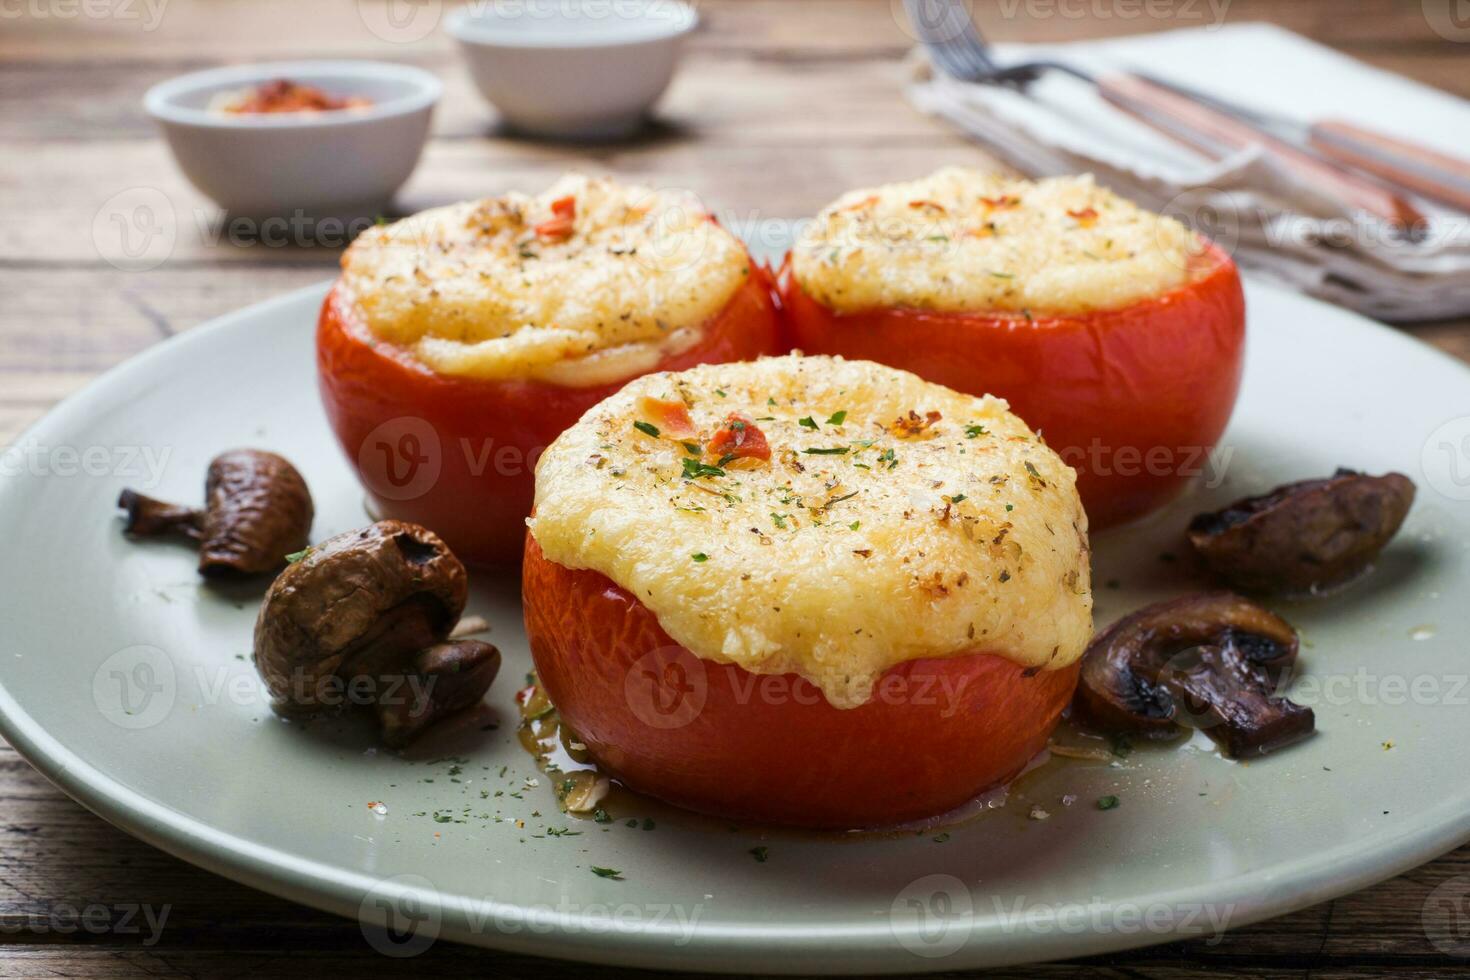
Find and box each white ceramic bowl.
[446,1,697,140]
[144,61,440,219]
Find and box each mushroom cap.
[1187,469,1415,594]
[1074,592,1313,757]
[200,449,315,577]
[254,520,467,710]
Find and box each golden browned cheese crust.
[792,168,1199,316]
[528,355,1093,709]
[338,174,751,385]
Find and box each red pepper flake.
[224,79,372,114]
[1067,207,1099,227]
[636,395,697,441]
[890,410,942,437]
[908,199,948,212]
[534,195,577,241]
[515,684,537,706]
[707,413,770,462]
[980,195,1021,211]
[841,194,879,211]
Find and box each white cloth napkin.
[907,23,1470,322]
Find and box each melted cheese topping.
[338,174,751,384]
[792,168,1200,316]
[529,355,1093,709]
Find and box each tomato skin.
[317,264,781,565]
[522,533,1079,829]
[782,243,1245,527]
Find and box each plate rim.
[2,275,1469,972]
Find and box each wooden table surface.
[4,0,1470,975]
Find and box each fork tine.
[945,30,993,80]
[903,0,982,80]
[930,38,979,80]
[959,11,1001,70]
[902,0,963,44]
[904,0,1001,83]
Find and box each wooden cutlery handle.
[1098,73,1426,229]
[1309,119,1470,214]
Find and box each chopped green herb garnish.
[593,808,612,824]
[590,866,624,879]
[965,425,988,438]
[849,520,860,531]
[771,513,788,529]
[950,494,966,503]
[691,552,709,563]
[932,832,951,843]
[681,457,726,480]
[798,416,819,430]
[284,547,312,564]
[826,410,848,426]
[1097,795,1120,811]
[803,447,848,456]
[633,420,660,438]
[681,441,701,455]
[715,389,727,397]
[642,818,656,831]
[1005,503,1014,512]
[749,846,769,863]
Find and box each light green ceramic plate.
[1,230,1468,972]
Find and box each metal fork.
[902,0,1088,85]
[901,0,1425,227]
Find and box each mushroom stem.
[1155,637,1315,758]
[118,489,203,540]
[377,640,502,748]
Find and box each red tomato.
[522,533,1080,829]
[706,413,770,462]
[782,242,1246,528]
[317,264,782,566]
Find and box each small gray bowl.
[446,1,697,141]
[144,61,440,219]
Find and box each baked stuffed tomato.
[782,169,1245,528]
[523,354,1092,829]
[318,174,781,565]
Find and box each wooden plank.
[2,738,1469,969]
[0,54,958,142]
[0,0,1460,63]
[0,137,1007,266]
